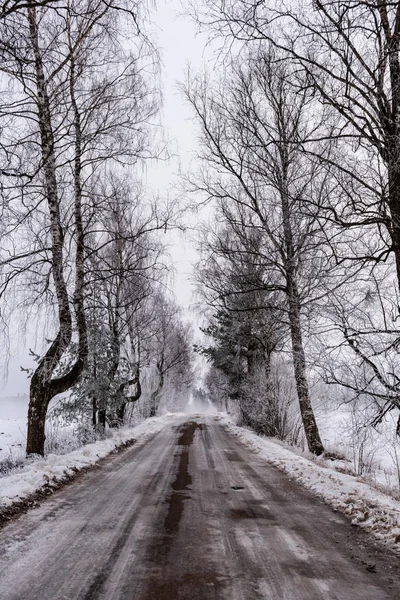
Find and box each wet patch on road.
[140,571,222,600]
[164,422,201,535]
[176,421,203,446]
[139,421,226,600]
[230,506,276,522]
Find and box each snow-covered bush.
[238,359,300,442]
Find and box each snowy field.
[315,398,400,494]
[0,396,29,464]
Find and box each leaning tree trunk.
[117,323,142,423]
[280,160,324,455]
[26,7,72,455]
[26,7,87,455]
[287,279,324,455]
[26,383,52,457]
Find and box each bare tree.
[0,1,159,454]
[146,293,194,417]
[190,0,400,432]
[83,175,170,426]
[193,0,400,292]
[184,50,336,454]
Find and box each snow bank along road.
[0,415,400,600]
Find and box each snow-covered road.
[0,414,399,599]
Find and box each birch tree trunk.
[287,278,324,455]
[26,6,87,455]
[280,163,324,455]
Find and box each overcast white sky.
[148,0,212,312]
[1,1,211,397]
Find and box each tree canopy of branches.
[189,0,400,439]
[186,49,340,454]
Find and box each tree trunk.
[25,7,88,455]
[92,396,97,427]
[26,7,72,456]
[381,22,400,289]
[116,402,126,424]
[387,161,400,292]
[26,384,51,456]
[112,366,142,426]
[287,281,324,455]
[98,409,106,428]
[122,374,142,422]
[92,358,97,427]
[149,359,164,417]
[279,156,324,455]
[149,381,160,416]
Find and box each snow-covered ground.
[0,413,186,509]
[0,396,29,464]
[0,395,79,467]
[221,414,400,553]
[2,398,400,555]
[315,398,400,493]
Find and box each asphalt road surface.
[1,415,400,600]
